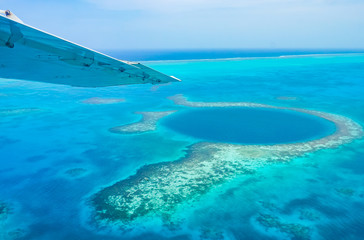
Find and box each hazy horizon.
[2,0,364,51]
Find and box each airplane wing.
[0,11,180,87]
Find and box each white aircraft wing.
[0,12,180,87]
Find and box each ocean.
[1,50,364,240]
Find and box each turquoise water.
[0,51,364,240]
[161,107,336,144]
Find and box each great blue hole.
[161,107,336,144]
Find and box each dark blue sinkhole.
[161,107,336,144]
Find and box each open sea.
[1,49,364,240]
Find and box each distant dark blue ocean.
[104,49,364,61]
[1,50,364,240]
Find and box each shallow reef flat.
[276,96,298,101]
[168,94,273,108]
[109,111,176,134]
[81,97,125,104]
[0,108,39,117]
[91,142,262,225]
[150,82,172,91]
[90,95,363,230]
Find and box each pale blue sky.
[1,0,364,50]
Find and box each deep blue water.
[1,50,364,240]
[162,107,335,144]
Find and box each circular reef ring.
[90,94,363,230]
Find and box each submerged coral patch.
[82,97,125,104]
[0,201,27,239]
[64,168,88,178]
[109,111,176,134]
[256,213,311,240]
[0,108,39,116]
[150,82,172,92]
[276,96,298,101]
[0,136,19,149]
[90,95,363,229]
[0,201,10,218]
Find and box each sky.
[1,0,364,50]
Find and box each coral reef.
[109,111,176,134]
[169,94,363,151]
[0,202,27,240]
[299,209,321,221]
[82,97,125,104]
[7,229,26,240]
[258,201,279,212]
[335,188,355,197]
[91,143,259,224]
[168,94,272,108]
[256,213,311,240]
[200,227,225,240]
[0,201,9,219]
[276,96,298,101]
[64,168,88,178]
[90,95,363,228]
[150,82,172,91]
[0,108,39,116]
